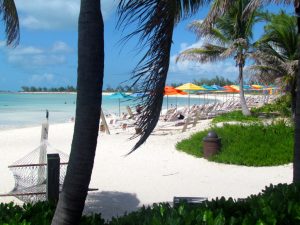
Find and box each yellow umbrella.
[176,83,206,109]
[230,85,240,91]
[176,83,206,91]
[251,84,264,90]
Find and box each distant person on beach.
[136,104,143,114]
[177,113,184,120]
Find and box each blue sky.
[0,1,294,91]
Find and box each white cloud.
[15,0,117,30]
[5,42,71,67]
[169,40,238,83]
[29,73,55,84]
[10,46,43,55]
[51,41,73,53]
[0,41,6,48]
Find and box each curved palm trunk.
[238,64,251,116]
[51,0,104,224]
[293,4,300,182]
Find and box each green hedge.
[0,201,104,225]
[111,183,300,225]
[176,122,294,166]
[2,183,300,225]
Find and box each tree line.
[20,86,77,92]
[20,76,233,93]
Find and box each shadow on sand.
[83,191,140,221]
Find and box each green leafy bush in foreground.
[176,122,294,166]
[2,183,300,224]
[0,201,104,225]
[110,183,300,225]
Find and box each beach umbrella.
[164,86,187,110]
[211,84,225,90]
[202,84,218,103]
[176,83,205,109]
[130,92,146,98]
[243,85,252,90]
[230,85,240,91]
[211,84,226,102]
[108,92,133,116]
[224,85,239,99]
[251,84,264,90]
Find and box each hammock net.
[7,140,69,202]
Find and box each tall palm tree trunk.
[293,2,300,182]
[51,0,104,224]
[238,64,251,116]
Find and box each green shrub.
[212,110,260,124]
[0,201,104,225]
[176,122,294,166]
[110,183,300,225]
[252,94,292,117]
[1,183,300,224]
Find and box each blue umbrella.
[202,84,216,91]
[201,84,218,103]
[130,92,146,98]
[108,92,133,116]
[211,84,225,90]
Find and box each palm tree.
[51,0,104,224]
[0,0,19,46]
[176,0,263,116]
[292,0,300,183]
[250,11,298,114]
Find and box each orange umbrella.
[224,85,239,93]
[164,86,187,110]
[164,86,187,95]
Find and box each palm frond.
[243,0,262,20]
[176,44,227,63]
[201,0,235,30]
[118,1,209,152]
[260,0,293,4]
[0,0,19,47]
[189,20,229,45]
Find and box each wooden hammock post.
[38,121,49,184]
[100,109,110,134]
[47,153,60,202]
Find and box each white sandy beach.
[0,114,292,220]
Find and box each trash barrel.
[202,131,221,158]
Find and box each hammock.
[5,140,69,202]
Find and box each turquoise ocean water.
[0,93,212,130]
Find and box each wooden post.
[38,122,49,184]
[47,153,60,202]
[100,109,110,134]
